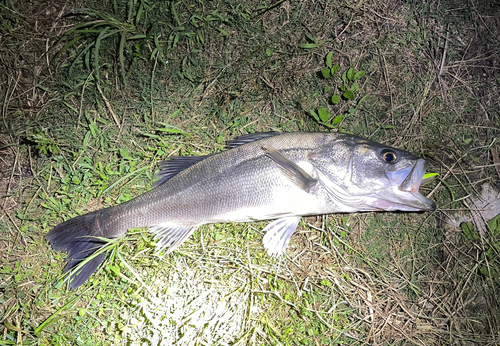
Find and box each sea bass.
[46,132,436,289]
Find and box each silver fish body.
[46,132,435,288]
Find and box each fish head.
[315,135,436,212]
[345,138,436,212]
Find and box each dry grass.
[1,0,500,345]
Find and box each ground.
[1,0,499,345]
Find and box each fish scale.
[46,131,436,289]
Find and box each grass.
[1,0,500,344]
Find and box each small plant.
[27,130,60,156]
[298,34,329,49]
[52,2,230,85]
[461,213,500,279]
[310,52,368,129]
[52,6,163,85]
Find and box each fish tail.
[46,210,108,289]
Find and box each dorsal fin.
[153,155,211,187]
[154,132,283,187]
[226,132,282,149]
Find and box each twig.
[439,31,449,76]
[96,82,120,128]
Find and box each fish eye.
[381,149,397,163]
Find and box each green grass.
[1,0,500,344]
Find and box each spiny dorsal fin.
[226,132,282,149]
[262,145,317,192]
[154,132,284,187]
[153,155,212,187]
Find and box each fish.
[46,131,436,289]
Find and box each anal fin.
[148,222,199,254]
[261,216,301,257]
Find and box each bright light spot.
[117,258,254,345]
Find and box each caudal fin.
[46,211,107,289]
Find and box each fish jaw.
[369,159,436,212]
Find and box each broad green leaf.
[480,265,499,279]
[488,213,500,236]
[347,67,355,82]
[486,247,493,261]
[331,94,341,104]
[341,71,347,85]
[317,107,330,122]
[319,121,334,129]
[309,110,319,122]
[343,90,354,100]
[326,52,333,68]
[324,86,331,93]
[461,222,479,241]
[119,148,130,158]
[305,34,317,43]
[266,47,273,57]
[1,265,12,274]
[351,83,359,91]
[332,115,343,124]
[331,64,340,75]
[354,70,365,80]
[321,68,330,79]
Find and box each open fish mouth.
[381,159,437,211]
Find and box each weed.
[461,213,500,280]
[53,7,157,85]
[27,130,60,156]
[309,52,368,129]
[52,1,231,85]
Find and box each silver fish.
[46,132,436,288]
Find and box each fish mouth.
[379,159,436,212]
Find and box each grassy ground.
[1,0,500,344]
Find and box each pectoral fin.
[262,216,302,256]
[262,146,317,192]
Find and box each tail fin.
[46,211,107,289]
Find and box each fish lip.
[399,159,436,211]
[399,159,426,193]
[382,159,436,211]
